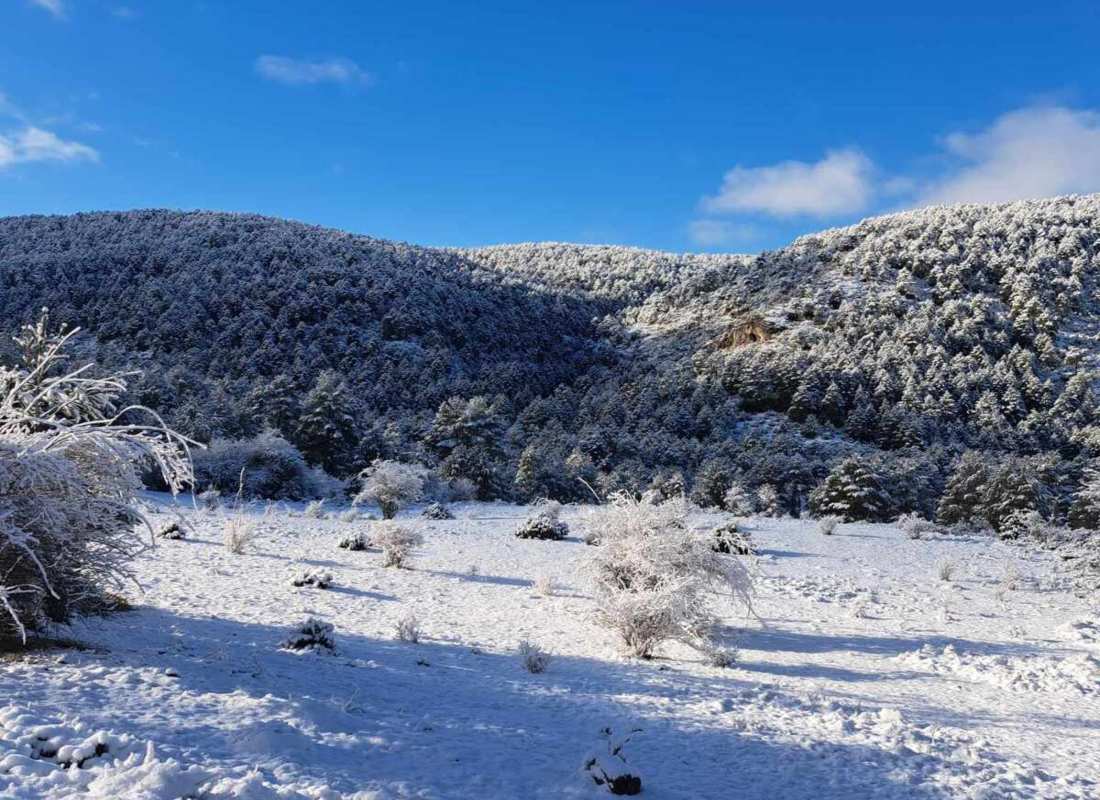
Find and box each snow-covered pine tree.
[981,460,1047,536]
[294,370,359,476]
[428,396,506,500]
[808,457,890,522]
[1068,464,1100,530]
[936,451,989,526]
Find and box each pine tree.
[787,380,821,422]
[936,451,989,526]
[808,458,890,522]
[294,371,359,476]
[981,461,1045,536]
[428,395,506,499]
[821,381,846,425]
[247,374,301,436]
[1069,464,1100,530]
[845,389,877,442]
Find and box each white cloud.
[0,126,99,169]
[254,55,372,87]
[919,106,1100,206]
[702,148,874,218]
[687,219,759,247]
[30,0,65,19]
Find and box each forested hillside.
[2,197,1099,526]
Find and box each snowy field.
[2,497,1099,799]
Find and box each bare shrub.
[281,617,335,652]
[395,612,420,643]
[517,639,552,673]
[938,560,958,582]
[818,516,840,535]
[372,522,423,568]
[354,460,428,519]
[533,575,556,597]
[0,312,192,642]
[583,493,753,658]
[223,516,259,555]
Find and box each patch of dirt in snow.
[895,644,1100,696]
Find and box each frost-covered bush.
[583,493,753,658]
[223,514,260,555]
[338,531,370,551]
[533,574,556,596]
[281,617,335,652]
[722,483,755,515]
[938,560,958,582]
[395,612,420,643]
[897,512,940,539]
[517,639,552,673]
[191,432,336,500]
[372,522,423,568]
[303,499,326,518]
[701,641,738,668]
[0,313,192,642]
[818,516,840,535]
[291,569,332,589]
[354,460,428,519]
[712,521,753,555]
[421,502,454,520]
[516,501,569,541]
[755,484,781,517]
[195,488,221,511]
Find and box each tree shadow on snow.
[38,605,1015,800]
[737,626,1070,659]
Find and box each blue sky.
[2,1,1100,252]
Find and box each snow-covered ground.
[2,497,1098,799]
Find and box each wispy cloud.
[701,149,875,218]
[918,106,1100,206]
[29,0,65,19]
[0,126,99,169]
[254,55,373,87]
[687,219,759,248]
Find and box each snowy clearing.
[2,498,1098,799]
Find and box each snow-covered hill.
[3,197,1100,517]
[2,498,1096,798]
